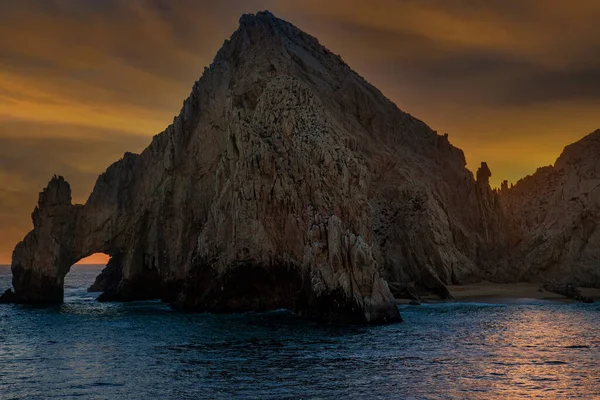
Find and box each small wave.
[92,382,125,387]
[531,376,559,381]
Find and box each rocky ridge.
[1,12,598,322]
[496,129,600,286]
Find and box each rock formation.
[1,11,599,322]
[497,129,600,287]
[541,281,594,303]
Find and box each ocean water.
[1,265,599,399]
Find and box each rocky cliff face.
[1,11,597,323]
[497,130,600,286]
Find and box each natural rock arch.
[5,173,177,304]
[5,177,117,303]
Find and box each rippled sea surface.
[1,265,600,399]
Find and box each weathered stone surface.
[2,11,599,322]
[498,129,600,287]
[1,176,80,303]
[388,282,420,301]
[541,281,594,303]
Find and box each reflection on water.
[0,265,599,399]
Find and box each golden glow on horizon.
[76,253,110,265]
[1,0,600,263]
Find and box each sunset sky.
[2,0,600,264]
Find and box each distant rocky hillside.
[1,11,598,323]
[496,129,600,286]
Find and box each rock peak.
[225,9,331,64]
[238,10,292,31]
[555,128,600,170]
[240,10,277,22]
[38,175,72,208]
[476,162,492,185]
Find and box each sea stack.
[2,11,599,322]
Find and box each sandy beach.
[397,282,600,304]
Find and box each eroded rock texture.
[497,130,600,286]
[2,11,598,322]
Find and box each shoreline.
[397,282,600,304]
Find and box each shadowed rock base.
[173,261,401,324]
[1,257,401,325]
[0,267,63,304]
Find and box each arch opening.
[64,252,112,301]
